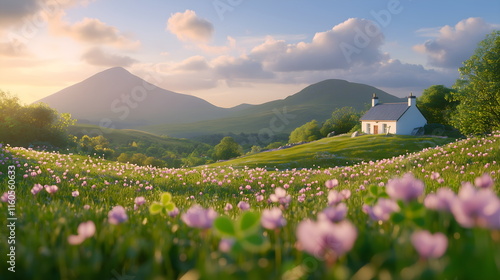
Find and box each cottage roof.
[360,103,409,121]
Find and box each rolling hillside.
[68,123,211,155]
[140,79,404,138]
[210,134,456,169]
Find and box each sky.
[0,0,499,108]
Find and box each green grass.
[0,134,499,279]
[211,134,456,169]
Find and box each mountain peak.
[34,67,229,127]
[102,66,130,74]
[90,67,132,79]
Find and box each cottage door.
[373,125,379,134]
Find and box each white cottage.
[360,93,427,135]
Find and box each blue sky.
[0,0,499,107]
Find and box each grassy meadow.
[212,134,455,169]
[0,134,499,279]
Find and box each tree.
[143,157,165,167]
[77,135,114,158]
[0,91,75,147]
[130,153,148,165]
[417,85,457,125]
[450,30,500,134]
[214,136,242,160]
[248,145,262,155]
[320,107,360,136]
[117,153,133,163]
[289,120,322,143]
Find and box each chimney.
[408,92,416,106]
[372,93,379,107]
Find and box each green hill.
[210,134,456,169]
[68,124,204,150]
[68,124,211,165]
[139,79,404,138]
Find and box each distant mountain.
[140,79,405,138]
[34,67,231,128]
[36,67,404,138]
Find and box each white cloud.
[151,17,460,96]
[49,15,140,49]
[0,0,99,58]
[0,0,41,28]
[0,39,29,57]
[130,62,218,92]
[212,55,274,80]
[0,0,94,30]
[250,18,386,72]
[349,59,456,89]
[81,47,137,67]
[171,55,210,72]
[197,35,237,55]
[167,10,214,43]
[413,17,496,68]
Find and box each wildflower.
[424,188,456,212]
[134,196,146,210]
[108,206,128,225]
[411,230,447,259]
[134,196,146,206]
[68,221,96,245]
[83,205,91,210]
[72,190,79,197]
[168,207,180,217]
[385,173,424,202]
[261,207,287,230]
[45,185,58,194]
[363,198,400,222]
[325,179,339,189]
[219,238,235,253]
[318,203,348,223]
[224,203,233,211]
[327,189,350,206]
[181,205,217,229]
[270,187,291,205]
[296,219,357,259]
[237,201,250,211]
[1,192,9,202]
[451,183,500,229]
[430,172,440,180]
[31,184,44,195]
[474,173,494,189]
[340,189,351,200]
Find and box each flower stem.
[275,229,282,275]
